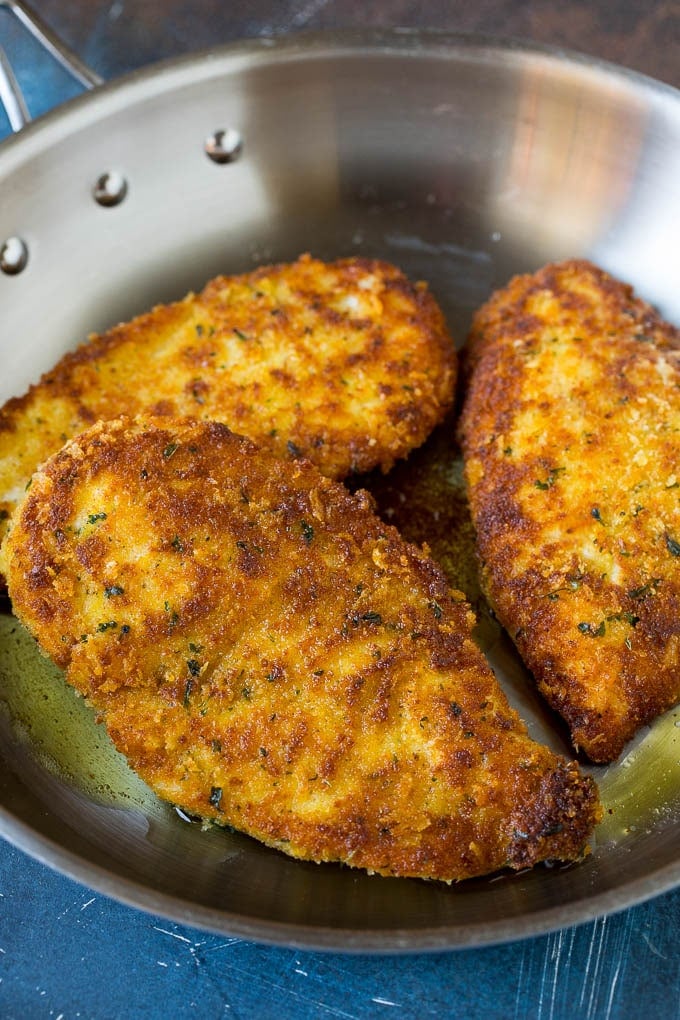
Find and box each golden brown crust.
[1,416,600,880]
[0,254,456,557]
[459,259,680,762]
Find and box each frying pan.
[0,3,679,951]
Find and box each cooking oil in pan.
[0,612,156,813]
[595,709,680,844]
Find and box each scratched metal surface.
[2,841,680,1018]
[1,1,680,1016]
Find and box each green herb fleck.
[183,678,194,706]
[578,621,606,637]
[104,585,124,598]
[87,512,107,525]
[628,579,660,600]
[163,443,179,459]
[534,467,565,490]
[187,659,201,676]
[97,620,118,633]
[164,601,179,626]
[429,600,443,620]
[361,611,382,625]
[209,786,223,810]
[233,328,249,341]
[301,520,314,545]
[666,534,680,557]
[606,612,639,628]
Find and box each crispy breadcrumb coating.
[459,259,680,762]
[1,417,600,880]
[0,255,456,559]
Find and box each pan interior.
[0,33,679,948]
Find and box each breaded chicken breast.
[0,255,456,558]
[1,417,600,881]
[459,260,680,763]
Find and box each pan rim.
[3,798,679,952]
[0,27,677,164]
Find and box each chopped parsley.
[300,520,314,545]
[429,600,443,620]
[360,611,382,625]
[578,612,639,638]
[666,534,680,557]
[627,579,660,600]
[578,621,606,637]
[534,467,566,490]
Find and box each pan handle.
[0,0,102,131]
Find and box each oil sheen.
[0,611,156,812]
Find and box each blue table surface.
[1,3,679,1017]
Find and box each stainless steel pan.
[1,5,679,950]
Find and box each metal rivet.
[205,128,243,164]
[0,236,28,275]
[93,171,128,207]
